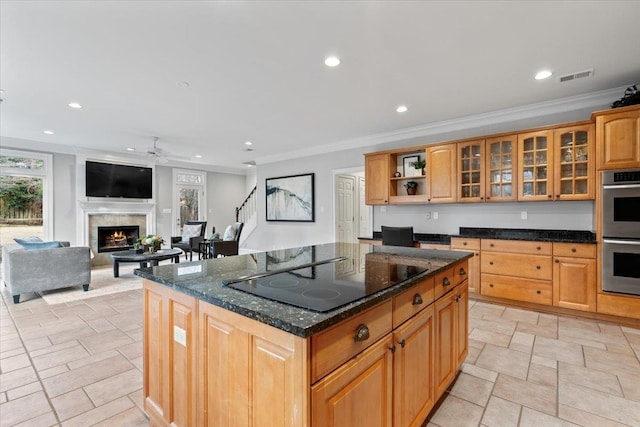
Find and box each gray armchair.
[171,221,207,261]
[2,242,91,303]
[210,222,244,258]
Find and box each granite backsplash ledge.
[457,227,596,243]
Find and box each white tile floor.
[1,272,639,426]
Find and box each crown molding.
[254,85,625,165]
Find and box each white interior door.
[336,174,356,243]
[174,185,203,235]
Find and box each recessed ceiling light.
[68,102,83,109]
[535,70,553,80]
[247,164,253,168]
[396,105,408,113]
[43,130,54,135]
[324,56,341,67]
[195,155,202,158]
[245,141,252,146]
[126,147,136,152]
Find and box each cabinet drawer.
[311,300,392,383]
[450,237,480,251]
[393,276,435,328]
[552,242,596,258]
[419,243,450,250]
[481,273,552,305]
[434,267,456,300]
[454,260,469,286]
[481,239,552,255]
[481,252,552,280]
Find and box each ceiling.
[2,1,640,172]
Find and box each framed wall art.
[403,155,420,177]
[266,173,315,222]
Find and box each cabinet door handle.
[480,196,484,200]
[536,265,541,270]
[555,259,560,263]
[475,252,480,256]
[412,293,423,305]
[443,277,451,287]
[490,243,495,247]
[398,339,406,348]
[536,246,541,250]
[463,242,467,246]
[489,283,494,288]
[489,261,494,265]
[389,345,396,354]
[571,248,576,253]
[354,324,370,342]
[486,196,491,200]
[556,194,560,198]
[459,267,466,276]
[536,290,541,294]
[547,195,552,198]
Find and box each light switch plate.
[521,211,528,220]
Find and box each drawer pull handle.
[490,243,495,247]
[459,267,466,276]
[536,290,541,295]
[536,265,541,270]
[412,293,423,305]
[489,283,494,288]
[443,277,451,287]
[354,324,370,342]
[489,261,494,265]
[463,242,467,246]
[399,339,406,348]
[537,246,541,250]
[571,248,577,253]
[555,259,560,263]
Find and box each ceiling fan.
[146,137,169,162]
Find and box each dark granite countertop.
[457,227,596,243]
[135,243,472,338]
[359,228,596,244]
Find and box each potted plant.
[403,181,418,195]
[410,159,426,175]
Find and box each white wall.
[52,153,77,242]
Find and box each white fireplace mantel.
[77,200,156,246]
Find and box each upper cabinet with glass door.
[457,140,485,202]
[485,135,517,202]
[518,130,554,201]
[553,124,594,200]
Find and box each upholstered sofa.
[2,242,91,303]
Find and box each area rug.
[40,264,143,305]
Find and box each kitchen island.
[136,242,471,427]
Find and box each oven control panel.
[603,169,640,185]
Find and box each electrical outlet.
[426,212,431,220]
[380,206,387,212]
[521,211,528,220]
[433,212,439,220]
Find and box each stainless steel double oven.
[601,169,640,295]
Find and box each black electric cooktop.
[223,257,429,312]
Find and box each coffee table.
[110,248,183,278]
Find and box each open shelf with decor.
[389,149,428,203]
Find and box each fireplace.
[97,225,140,253]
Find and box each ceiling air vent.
[558,68,594,83]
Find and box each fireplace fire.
[97,226,140,253]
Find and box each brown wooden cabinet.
[450,237,480,293]
[518,130,554,201]
[457,140,485,202]
[553,243,596,312]
[594,105,640,170]
[553,124,595,200]
[143,280,198,427]
[427,144,457,203]
[434,289,456,397]
[365,152,391,204]
[393,305,435,427]
[485,135,518,201]
[455,282,469,365]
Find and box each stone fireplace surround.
[78,200,156,267]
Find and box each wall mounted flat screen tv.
[85,161,153,199]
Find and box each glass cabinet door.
[518,131,553,200]
[554,124,594,200]
[485,135,517,201]
[458,140,484,202]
